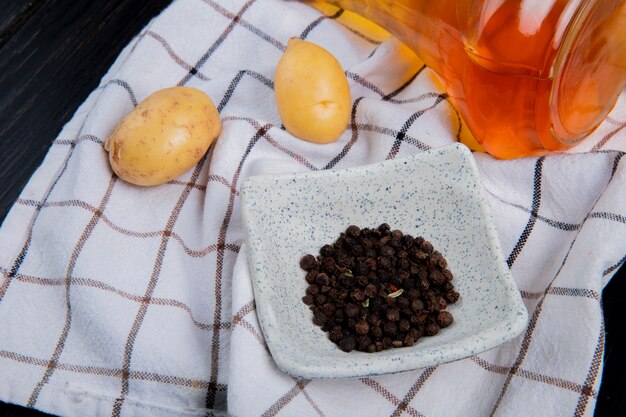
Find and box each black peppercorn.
[315,294,327,305]
[378,257,391,270]
[341,273,356,287]
[329,327,343,343]
[437,296,448,310]
[370,325,383,339]
[316,272,330,286]
[306,285,320,296]
[409,327,422,340]
[382,337,392,350]
[399,319,411,333]
[345,303,360,318]
[322,303,336,316]
[337,288,348,300]
[338,335,357,352]
[320,244,334,257]
[397,296,410,309]
[364,284,377,298]
[425,322,439,336]
[386,308,400,322]
[357,275,368,287]
[351,288,365,302]
[355,319,369,335]
[429,270,446,286]
[321,257,337,273]
[384,321,398,336]
[420,240,434,254]
[355,261,368,275]
[410,299,425,312]
[358,335,372,351]
[346,225,361,238]
[445,291,460,303]
[300,254,318,271]
[380,246,395,257]
[305,270,318,284]
[437,311,454,328]
[313,312,328,326]
[407,289,420,300]
[301,224,459,353]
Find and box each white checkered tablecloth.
[0,1,625,416]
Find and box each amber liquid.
[326,0,626,158]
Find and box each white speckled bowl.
[240,143,527,379]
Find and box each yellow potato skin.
[275,38,351,144]
[104,86,221,186]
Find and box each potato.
[104,86,221,186]
[274,38,351,144]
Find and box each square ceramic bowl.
[240,143,528,379]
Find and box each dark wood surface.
[0,1,624,416]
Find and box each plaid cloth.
[1,0,625,416]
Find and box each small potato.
[104,86,221,186]
[274,38,351,143]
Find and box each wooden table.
[0,1,624,416]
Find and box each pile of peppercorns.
[300,224,459,353]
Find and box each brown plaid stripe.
[390,367,436,417]
[231,297,334,416]
[0,128,80,304]
[490,235,587,416]
[141,30,210,81]
[1,268,231,332]
[15,198,241,257]
[0,349,226,391]
[360,377,425,417]
[574,322,605,417]
[470,356,597,396]
[206,122,274,408]
[27,175,118,407]
[111,154,210,416]
[222,116,318,170]
[179,0,262,86]
[202,0,286,52]
[591,120,626,151]
[232,300,270,353]
[260,380,311,417]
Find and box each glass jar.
[320,0,626,158]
